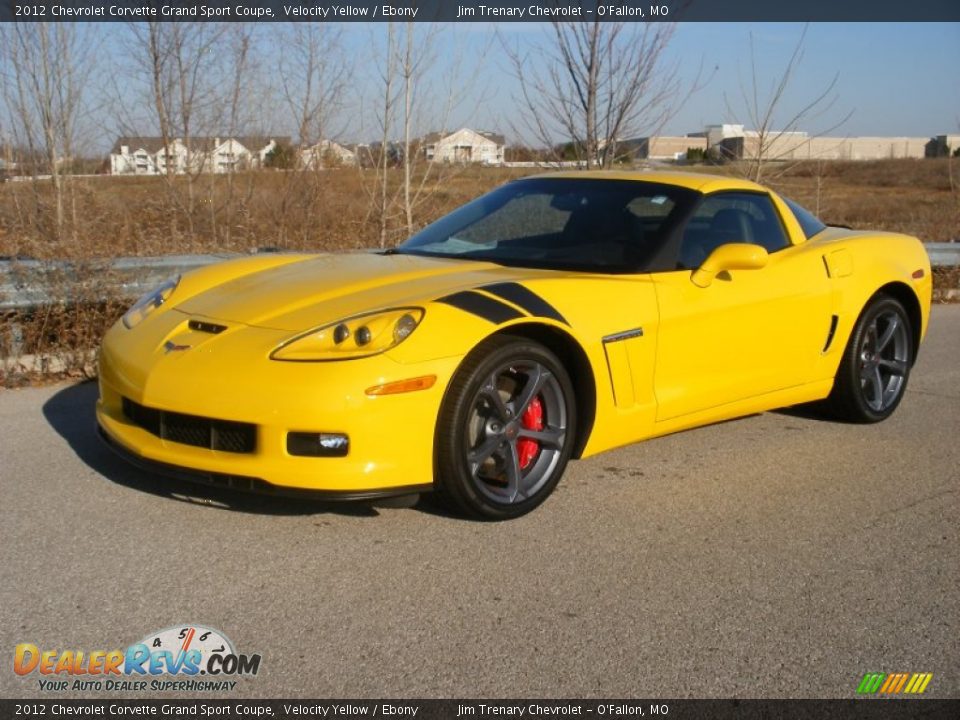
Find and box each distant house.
[421,128,505,165]
[110,138,163,175]
[110,136,289,175]
[299,139,358,168]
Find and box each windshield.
[398,178,698,272]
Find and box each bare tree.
[502,21,685,168]
[366,22,401,248]
[723,24,852,183]
[280,23,348,155]
[949,116,960,199]
[265,22,350,246]
[121,21,229,236]
[362,22,485,246]
[209,23,259,246]
[0,22,97,243]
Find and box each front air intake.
[122,398,256,454]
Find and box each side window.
[678,192,790,269]
[782,196,827,239]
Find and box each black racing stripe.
[437,291,524,325]
[481,282,568,325]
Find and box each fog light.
[287,432,349,457]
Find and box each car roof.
[529,170,768,194]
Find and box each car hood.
[174,251,534,331]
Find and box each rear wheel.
[435,336,577,520]
[827,295,913,423]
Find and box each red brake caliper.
[517,396,543,470]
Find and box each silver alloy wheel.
[858,308,910,412]
[465,360,568,505]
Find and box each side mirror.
[691,243,769,288]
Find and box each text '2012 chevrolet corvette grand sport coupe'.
[98,171,931,519]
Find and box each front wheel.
[827,295,913,423]
[435,336,577,520]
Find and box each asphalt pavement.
[1,306,958,700]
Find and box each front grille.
[122,398,256,454]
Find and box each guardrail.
[0,253,243,311]
[924,242,960,267]
[1,244,958,312]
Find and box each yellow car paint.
[97,172,932,498]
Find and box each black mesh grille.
[214,421,258,453]
[122,398,256,454]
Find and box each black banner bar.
[2,0,960,23]
[2,700,960,720]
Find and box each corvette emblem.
[163,341,191,354]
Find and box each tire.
[826,295,913,423]
[435,335,577,520]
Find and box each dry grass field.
[0,167,534,260]
[1,158,958,385]
[760,159,960,243]
[1,158,957,260]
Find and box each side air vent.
[822,315,839,353]
[188,320,227,334]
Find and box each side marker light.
[365,375,437,396]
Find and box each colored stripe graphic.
[887,673,909,693]
[913,673,933,694]
[437,291,524,324]
[857,672,932,695]
[857,673,886,694]
[480,282,569,325]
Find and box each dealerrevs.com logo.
[14,625,261,692]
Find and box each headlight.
[271,308,425,361]
[122,275,180,329]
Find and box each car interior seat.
[679,207,754,269]
[709,208,754,245]
[560,204,636,265]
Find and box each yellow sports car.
[97,171,931,519]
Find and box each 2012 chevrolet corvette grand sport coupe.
[98,171,932,519]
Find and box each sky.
[659,22,960,137]
[83,21,960,151]
[438,21,960,141]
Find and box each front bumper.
[97,426,433,500]
[96,317,461,494]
